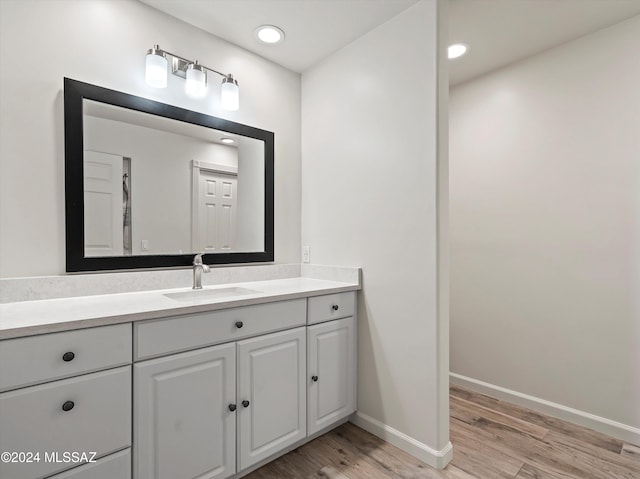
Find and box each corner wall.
[0,0,301,277]
[301,0,451,467]
[450,15,640,442]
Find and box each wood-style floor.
[244,385,640,478]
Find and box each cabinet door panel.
[307,317,356,435]
[237,327,306,470]
[134,343,236,479]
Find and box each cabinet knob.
[62,400,75,412]
[62,352,75,362]
[312,375,318,382]
[228,404,237,412]
[332,304,339,311]
[242,400,250,408]
[235,321,244,329]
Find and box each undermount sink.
[164,287,261,302]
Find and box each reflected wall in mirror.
[65,78,274,272]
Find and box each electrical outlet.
[303,246,310,263]
[141,239,149,251]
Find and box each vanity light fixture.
[145,45,168,88]
[448,43,469,59]
[255,25,285,44]
[145,44,240,111]
[185,61,206,98]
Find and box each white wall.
[302,0,451,467]
[0,0,301,277]
[450,15,640,440]
[86,116,226,255]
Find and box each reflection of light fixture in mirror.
[221,137,235,144]
[144,44,240,111]
[448,43,469,59]
[255,25,285,44]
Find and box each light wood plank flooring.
[244,385,640,478]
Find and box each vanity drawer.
[49,448,130,479]
[135,299,306,360]
[0,366,131,479]
[307,292,356,325]
[0,323,131,392]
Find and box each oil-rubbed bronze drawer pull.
[62,352,75,362]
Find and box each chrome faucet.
[192,253,210,289]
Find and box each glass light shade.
[221,76,239,111]
[256,25,285,44]
[145,52,167,88]
[186,64,206,97]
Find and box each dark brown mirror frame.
[64,78,274,272]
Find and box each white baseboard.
[450,372,640,445]
[351,411,453,469]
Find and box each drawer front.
[0,323,131,392]
[49,449,130,479]
[0,366,132,479]
[135,299,306,360]
[307,292,356,325]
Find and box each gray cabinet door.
[307,316,356,435]
[237,327,306,470]
[134,343,236,479]
[0,367,131,479]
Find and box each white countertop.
[0,277,360,339]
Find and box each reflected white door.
[84,151,123,257]
[196,170,237,253]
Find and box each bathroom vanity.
[0,276,359,479]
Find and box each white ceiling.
[449,0,640,85]
[139,0,419,72]
[140,0,640,82]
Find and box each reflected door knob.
[62,401,75,412]
[62,352,75,362]
[242,400,250,408]
[332,304,339,311]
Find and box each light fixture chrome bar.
[159,47,230,80]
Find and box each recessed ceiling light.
[255,25,285,45]
[221,137,235,144]
[448,43,469,60]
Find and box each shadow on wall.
[356,277,408,429]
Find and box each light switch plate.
[303,246,310,263]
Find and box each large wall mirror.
[64,78,274,272]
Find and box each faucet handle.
[193,252,206,265]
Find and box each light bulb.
[186,62,206,97]
[145,46,167,88]
[255,25,285,44]
[448,43,469,60]
[221,75,239,111]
